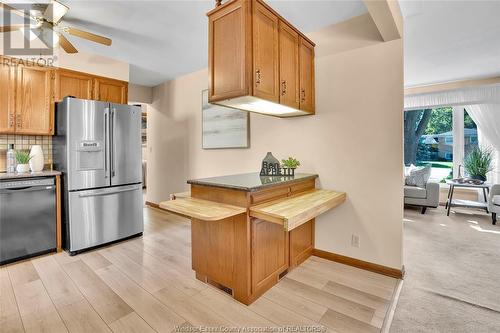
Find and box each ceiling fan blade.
[0,2,33,20]
[0,24,25,32]
[44,0,68,24]
[66,27,112,46]
[58,33,78,53]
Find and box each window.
[404,107,479,183]
[464,109,478,155]
[404,107,453,182]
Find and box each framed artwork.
[202,89,250,149]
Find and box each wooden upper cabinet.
[207,0,315,116]
[0,55,129,135]
[279,21,299,109]
[208,0,251,101]
[55,69,93,101]
[0,61,16,133]
[93,77,128,104]
[253,1,279,103]
[15,65,55,135]
[299,37,315,113]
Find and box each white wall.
[147,15,404,270]
[129,84,153,104]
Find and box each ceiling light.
[20,22,41,41]
[214,96,311,117]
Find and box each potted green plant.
[281,157,300,176]
[15,150,32,173]
[464,147,493,182]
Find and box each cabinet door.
[15,66,54,135]
[55,69,93,101]
[289,219,314,268]
[252,1,279,103]
[251,218,288,294]
[279,22,299,109]
[93,77,128,104]
[0,61,16,133]
[299,37,315,113]
[208,0,251,102]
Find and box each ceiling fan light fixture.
[20,22,42,41]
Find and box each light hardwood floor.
[1,207,399,333]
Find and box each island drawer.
[250,185,290,205]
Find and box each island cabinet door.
[251,218,289,295]
[289,219,314,268]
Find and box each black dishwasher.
[0,177,57,265]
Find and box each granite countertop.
[188,172,318,191]
[0,170,61,180]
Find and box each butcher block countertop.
[159,197,246,221]
[250,189,347,231]
[0,170,62,180]
[187,172,318,191]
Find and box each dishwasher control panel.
[0,178,55,189]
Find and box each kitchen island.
[160,173,346,305]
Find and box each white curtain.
[465,104,500,184]
[405,85,500,110]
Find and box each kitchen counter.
[187,172,318,191]
[160,172,346,306]
[0,170,62,180]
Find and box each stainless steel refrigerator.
[54,97,143,255]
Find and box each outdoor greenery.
[464,146,493,179]
[405,107,477,165]
[417,161,453,169]
[281,157,300,169]
[15,150,32,164]
[423,107,476,135]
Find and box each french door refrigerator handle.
[78,184,140,198]
[104,108,109,178]
[111,107,116,177]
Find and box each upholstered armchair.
[489,184,500,225]
[404,182,440,214]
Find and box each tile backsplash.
[0,135,53,171]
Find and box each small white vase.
[16,164,30,173]
[29,145,44,172]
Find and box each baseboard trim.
[312,249,404,279]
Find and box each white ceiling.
[3,1,498,88]
[401,0,500,87]
[38,0,367,86]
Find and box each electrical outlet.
[351,234,360,248]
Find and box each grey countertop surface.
[187,172,318,191]
[0,170,62,180]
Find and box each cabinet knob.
[281,80,287,96]
[255,69,261,85]
[16,114,22,128]
[9,114,14,128]
[300,89,306,102]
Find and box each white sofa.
[489,184,500,225]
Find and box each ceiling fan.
[0,0,111,53]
